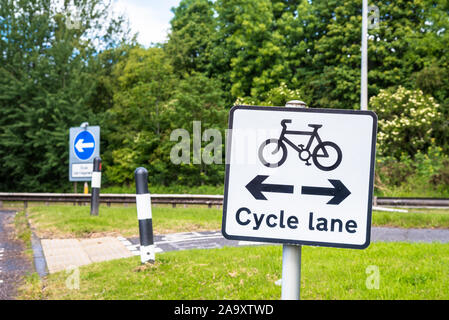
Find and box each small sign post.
[69,123,100,182]
[222,104,377,299]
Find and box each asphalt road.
[0,210,32,300]
[127,227,449,254]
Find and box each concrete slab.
[41,239,91,273]
[41,237,133,273]
[80,237,133,263]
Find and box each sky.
[112,0,182,47]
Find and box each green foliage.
[157,72,227,186]
[370,86,442,158]
[209,0,449,111]
[375,146,449,197]
[0,0,130,192]
[103,45,227,187]
[235,82,303,106]
[165,0,216,76]
[104,46,175,185]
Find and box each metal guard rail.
[0,193,223,208]
[0,193,448,207]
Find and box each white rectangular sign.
[71,163,93,178]
[222,106,377,249]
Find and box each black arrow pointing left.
[246,175,294,200]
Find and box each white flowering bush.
[370,86,442,158]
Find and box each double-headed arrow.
[245,175,350,205]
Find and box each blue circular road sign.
[74,130,96,160]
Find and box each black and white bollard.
[90,157,101,216]
[135,167,155,264]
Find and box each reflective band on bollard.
[135,167,155,264]
[90,157,101,216]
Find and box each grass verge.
[17,242,449,300]
[372,209,449,229]
[27,205,222,238]
[27,205,449,239]
[13,210,32,250]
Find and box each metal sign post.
[281,244,301,299]
[361,0,368,110]
[281,100,306,300]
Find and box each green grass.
[374,185,449,198]
[373,209,449,229]
[27,205,222,238]
[18,242,449,300]
[14,210,32,248]
[13,210,35,262]
[27,205,449,239]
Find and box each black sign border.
[221,105,378,249]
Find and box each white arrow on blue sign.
[74,130,96,160]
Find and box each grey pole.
[361,0,368,110]
[281,244,301,300]
[135,167,155,264]
[90,157,101,216]
[280,100,306,300]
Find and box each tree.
[0,0,130,191]
[155,72,228,186]
[105,46,176,185]
[165,0,216,76]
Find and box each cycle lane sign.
[222,105,377,249]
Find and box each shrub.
[370,86,442,158]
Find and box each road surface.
[0,210,32,300]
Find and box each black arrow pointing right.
[301,179,351,205]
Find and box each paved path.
[41,237,134,273]
[0,210,32,300]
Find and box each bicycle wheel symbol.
[258,139,287,168]
[311,141,342,171]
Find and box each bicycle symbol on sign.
[258,119,342,171]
